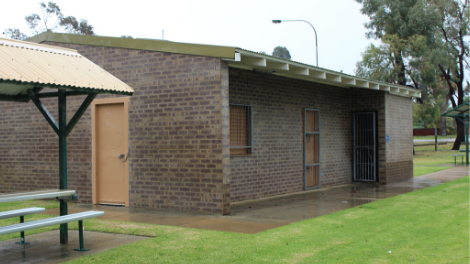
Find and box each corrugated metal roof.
[0,37,134,97]
[441,102,469,117]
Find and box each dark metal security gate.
[304,109,320,189]
[353,112,376,181]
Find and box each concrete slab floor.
[0,230,148,264]
[41,167,469,235]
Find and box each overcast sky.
[1,0,379,75]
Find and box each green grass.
[412,138,463,178]
[413,166,453,177]
[62,176,468,263]
[413,142,462,166]
[1,179,468,263]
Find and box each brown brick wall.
[0,90,95,201]
[385,93,413,183]
[228,68,354,202]
[0,40,414,212]
[0,42,229,214]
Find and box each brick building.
[0,33,420,215]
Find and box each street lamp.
[272,20,318,67]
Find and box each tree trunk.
[439,98,448,136]
[452,118,465,150]
[439,116,446,136]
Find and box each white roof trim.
[223,50,421,98]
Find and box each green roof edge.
[441,102,470,117]
[27,32,237,59]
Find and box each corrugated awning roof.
[441,102,470,118]
[0,37,134,99]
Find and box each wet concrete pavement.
[0,166,467,263]
[41,166,469,234]
[0,230,147,264]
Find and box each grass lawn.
[413,141,463,166]
[73,176,469,263]
[2,177,468,263]
[413,140,464,177]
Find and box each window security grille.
[230,104,252,155]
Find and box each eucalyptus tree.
[428,0,469,148]
[3,1,94,40]
[356,0,469,149]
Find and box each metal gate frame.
[352,112,377,182]
[304,108,321,189]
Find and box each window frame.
[229,104,253,156]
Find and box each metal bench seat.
[0,207,45,220]
[0,210,104,251]
[0,207,46,245]
[0,190,76,203]
[452,154,465,165]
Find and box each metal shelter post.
[58,89,68,244]
[27,89,98,244]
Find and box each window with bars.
[230,104,252,155]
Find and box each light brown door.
[92,97,129,207]
[304,109,320,189]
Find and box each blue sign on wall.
[386,135,389,142]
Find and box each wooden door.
[304,109,320,189]
[92,97,129,207]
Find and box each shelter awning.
[441,102,469,118]
[0,37,134,244]
[441,102,469,166]
[0,37,133,102]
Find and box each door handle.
[118,149,130,162]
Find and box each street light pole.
[272,20,318,67]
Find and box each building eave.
[223,49,421,98]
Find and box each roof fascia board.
[27,32,237,59]
[0,79,133,96]
[228,49,421,98]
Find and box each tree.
[355,0,470,149]
[2,29,28,40]
[356,0,440,85]
[3,1,94,40]
[428,0,469,149]
[272,46,291,60]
